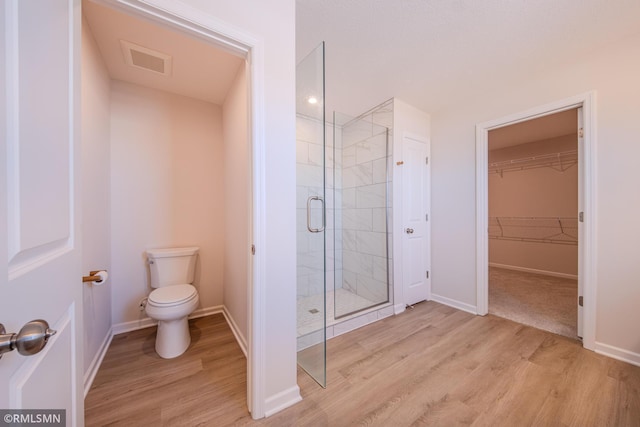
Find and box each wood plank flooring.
[85,315,250,426]
[85,302,640,426]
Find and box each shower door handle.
[307,196,326,233]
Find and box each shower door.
[296,42,326,387]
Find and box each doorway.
[476,93,597,350]
[81,0,262,417]
[487,109,579,338]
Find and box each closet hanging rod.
[489,149,577,175]
[488,216,578,245]
[488,236,578,246]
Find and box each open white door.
[0,0,83,424]
[402,134,430,306]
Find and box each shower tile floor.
[297,289,375,337]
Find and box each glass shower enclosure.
[296,42,327,387]
[296,43,393,387]
[333,109,392,319]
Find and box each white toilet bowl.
[145,284,199,359]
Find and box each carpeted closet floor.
[489,267,578,339]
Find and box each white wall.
[110,81,224,325]
[431,33,640,357]
[81,16,112,379]
[222,63,249,344]
[174,0,299,411]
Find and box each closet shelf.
[488,216,578,245]
[489,150,577,176]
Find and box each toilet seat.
[148,284,197,306]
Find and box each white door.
[402,135,430,305]
[0,0,83,424]
[577,107,584,338]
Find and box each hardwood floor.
[85,314,250,426]
[85,302,640,426]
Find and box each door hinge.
[579,212,584,222]
[425,213,429,221]
[426,157,429,165]
[251,245,255,255]
[578,128,584,138]
[426,271,429,279]
[578,296,583,307]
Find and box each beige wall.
[81,17,112,378]
[222,63,249,343]
[110,81,224,325]
[431,32,640,356]
[489,135,578,276]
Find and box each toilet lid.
[149,284,197,305]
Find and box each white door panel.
[1,0,83,423]
[402,135,430,305]
[405,237,423,295]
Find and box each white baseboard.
[111,305,224,335]
[489,263,578,280]
[111,316,156,335]
[191,305,225,320]
[594,342,640,367]
[264,385,302,417]
[222,306,248,357]
[83,328,114,398]
[394,303,406,315]
[430,293,477,315]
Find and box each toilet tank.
[147,247,199,288]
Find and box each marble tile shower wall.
[296,115,338,300]
[296,100,393,314]
[339,104,393,307]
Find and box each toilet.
[145,246,200,359]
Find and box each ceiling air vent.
[120,40,172,76]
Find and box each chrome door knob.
[0,320,57,360]
[405,228,414,234]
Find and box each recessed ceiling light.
[308,96,318,104]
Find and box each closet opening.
[487,109,579,339]
[476,92,597,350]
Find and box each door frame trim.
[88,0,267,417]
[475,91,597,350]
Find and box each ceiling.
[83,0,244,105]
[296,0,640,117]
[489,108,577,150]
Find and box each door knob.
[0,320,57,360]
[405,228,414,234]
